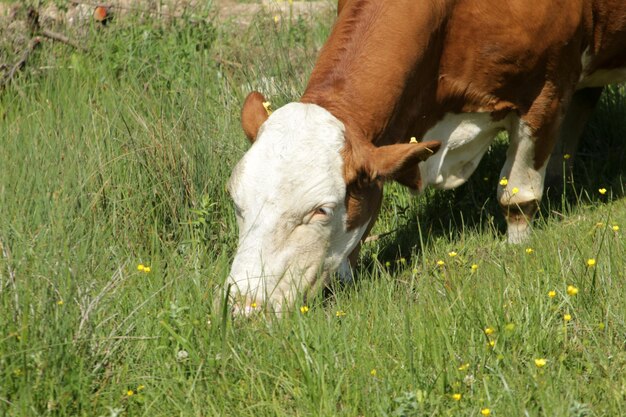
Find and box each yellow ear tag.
[409,136,418,144]
[262,101,273,116]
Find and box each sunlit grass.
[1,3,626,416]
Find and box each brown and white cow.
[227,0,626,313]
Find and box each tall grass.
[1,4,625,416]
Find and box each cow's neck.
[301,1,452,147]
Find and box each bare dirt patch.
[0,0,333,26]
[0,0,333,88]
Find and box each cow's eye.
[310,206,334,222]
[315,207,333,216]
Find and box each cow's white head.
[226,92,440,314]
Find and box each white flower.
[176,350,189,362]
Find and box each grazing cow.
[227,0,626,313]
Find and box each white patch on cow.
[419,112,510,190]
[578,48,626,88]
[580,47,593,74]
[418,113,545,244]
[227,102,370,311]
[578,68,626,89]
[498,119,546,244]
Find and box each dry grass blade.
[41,29,88,52]
[0,237,20,318]
[0,37,41,91]
[74,264,127,342]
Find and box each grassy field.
[1,3,626,416]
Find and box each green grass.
[1,4,626,416]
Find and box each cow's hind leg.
[545,87,604,190]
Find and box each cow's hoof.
[506,221,531,244]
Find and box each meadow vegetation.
[1,2,625,416]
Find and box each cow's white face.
[226,92,441,315]
[227,102,367,313]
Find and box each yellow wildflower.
[300,306,309,314]
[499,177,508,186]
[127,390,134,396]
[448,251,458,257]
[534,358,547,368]
[481,408,491,416]
[336,310,346,317]
[563,154,571,160]
[511,187,519,194]
[57,300,64,305]
[273,15,280,23]
[586,258,596,267]
[143,266,151,273]
[564,313,572,322]
[598,322,605,330]
[458,363,470,371]
[548,290,556,298]
[471,264,479,271]
[370,369,377,376]
[137,264,145,271]
[137,384,145,391]
[452,393,462,401]
[598,188,607,195]
[488,340,496,348]
[437,260,445,266]
[525,248,534,254]
[567,285,579,296]
[250,302,258,309]
[484,327,495,335]
[612,225,619,231]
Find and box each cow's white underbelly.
[578,68,626,89]
[578,49,626,89]
[419,112,510,190]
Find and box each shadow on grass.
[360,85,626,270]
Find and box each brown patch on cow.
[340,132,381,233]
[344,180,382,232]
[341,138,440,261]
[300,0,625,242]
[343,180,382,268]
[490,102,516,122]
[300,0,624,155]
[241,91,269,143]
[527,91,566,171]
[585,0,626,73]
[367,141,441,182]
[337,0,349,16]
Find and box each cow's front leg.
[498,117,556,243]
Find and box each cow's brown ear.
[241,91,270,143]
[366,140,441,188]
